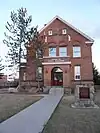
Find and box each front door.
[51,67,63,86]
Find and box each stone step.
[0,88,9,93]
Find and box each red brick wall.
[40,18,93,86]
[25,18,93,89]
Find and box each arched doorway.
[51,67,63,86]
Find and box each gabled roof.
[39,15,94,43]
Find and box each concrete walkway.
[0,87,64,133]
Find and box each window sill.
[74,79,81,80]
[72,57,81,58]
[62,33,67,35]
[43,56,70,58]
[48,34,52,36]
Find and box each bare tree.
[0,57,4,72]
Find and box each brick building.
[0,73,7,82]
[21,16,94,92]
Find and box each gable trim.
[39,15,94,43]
[85,41,93,44]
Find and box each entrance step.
[49,87,64,95]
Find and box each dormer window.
[62,29,67,34]
[48,30,52,35]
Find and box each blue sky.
[0,0,100,75]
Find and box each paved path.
[0,87,64,133]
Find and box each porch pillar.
[63,65,71,94]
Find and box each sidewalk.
[0,87,64,133]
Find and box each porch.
[42,56,71,90]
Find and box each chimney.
[44,24,47,26]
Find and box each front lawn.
[0,94,42,123]
[43,91,100,133]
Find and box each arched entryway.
[51,67,63,86]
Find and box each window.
[49,47,56,57]
[38,67,42,74]
[62,29,67,34]
[36,67,42,79]
[74,65,81,80]
[48,30,52,35]
[36,49,42,58]
[59,47,67,57]
[23,73,26,81]
[73,46,81,57]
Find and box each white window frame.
[45,36,47,42]
[62,29,67,35]
[23,72,26,81]
[48,30,52,35]
[74,65,81,80]
[38,67,42,74]
[73,46,81,57]
[36,49,42,58]
[49,47,56,57]
[68,35,71,41]
[59,47,67,57]
[36,67,42,79]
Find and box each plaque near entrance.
[79,87,90,99]
[71,84,99,108]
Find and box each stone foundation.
[71,81,94,90]
[19,80,43,93]
[64,87,71,95]
[71,84,99,108]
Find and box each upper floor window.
[49,47,56,57]
[73,46,81,57]
[36,49,42,58]
[74,65,81,80]
[48,30,52,35]
[62,29,67,34]
[59,47,67,57]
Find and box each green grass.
[0,94,42,123]
[43,93,100,133]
